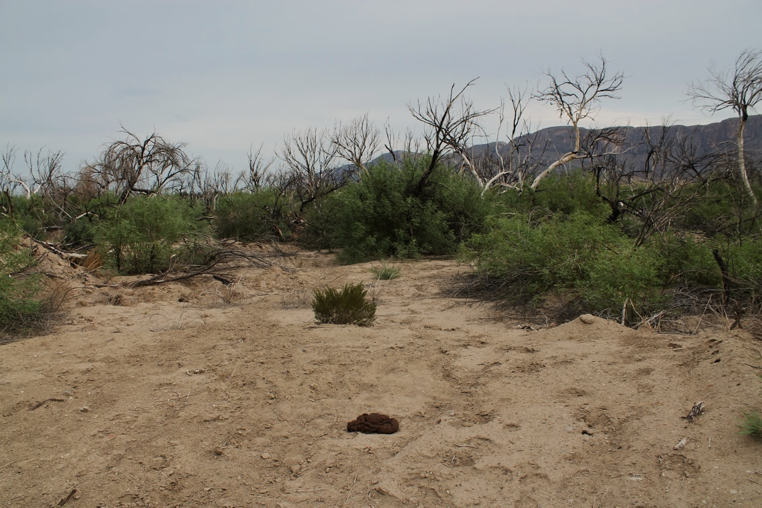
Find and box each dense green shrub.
[653,233,721,288]
[10,195,60,240]
[63,216,99,249]
[312,282,376,326]
[63,193,120,249]
[294,192,342,249]
[499,171,609,218]
[96,196,206,274]
[332,157,500,263]
[462,211,667,317]
[0,218,42,331]
[214,190,293,241]
[722,237,762,298]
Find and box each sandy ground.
[2,246,762,507]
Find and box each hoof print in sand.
[347,413,399,434]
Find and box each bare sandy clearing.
[1,249,761,507]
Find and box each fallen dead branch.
[29,237,87,263]
[28,398,65,411]
[127,248,274,289]
[57,487,78,506]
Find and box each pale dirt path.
[1,249,762,507]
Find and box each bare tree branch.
[687,48,762,206]
[278,127,344,213]
[408,78,495,196]
[240,143,275,192]
[332,113,380,175]
[531,55,624,190]
[1,145,32,199]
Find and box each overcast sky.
[1,0,760,176]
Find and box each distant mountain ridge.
[357,116,761,176]
[467,115,762,170]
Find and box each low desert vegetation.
[1,51,760,331]
[311,282,377,326]
[370,262,401,280]
[740,376,762,437]
[740,409,762,437]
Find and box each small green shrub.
[740,409,762,437]
[725,238,762,298]
[370,262,400,280]
[312,282,376,326]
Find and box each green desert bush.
[654,233,720,288]
[214,190,293,241]
[312,282,376,326]
[0,218,42,331]
[499,171,609,218]
[332,157,500,263]
[10,195,61,240]
[63,193,120,249]
[462,211,666,318]
[96,196,206,274]
[724,238,762,297]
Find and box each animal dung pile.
[346,413,399,434]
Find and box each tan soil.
[2,246,762,507]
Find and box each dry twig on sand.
[128,248,274,289]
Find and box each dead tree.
[185,160,234,212]
[238,143,275,192]
[408,79,494,197]
[591,121,724,246]
[25,148,65,198]
[477,84,547,194]
[1,145,32,199]
[278,127,344,213]
[383,121,422,164]
[687,48,762,207]
[86,128,195,204]
[531,55,624,190]
[332,113,381,175]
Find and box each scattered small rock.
[579,314,595,324]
